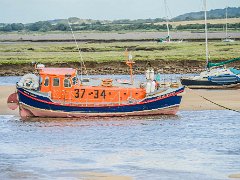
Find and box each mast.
[225,6,228,39]
[204,0,209,69]
[164,0,170,41]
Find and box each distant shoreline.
[1,31,240,42]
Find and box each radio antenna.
[68,20,88,80]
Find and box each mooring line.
[185,86,240,113]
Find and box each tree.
[11,23,24,31]
[55,23,69,31]
[3,24,12,32]
[27,21,53,31]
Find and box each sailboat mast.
[204,0,209,68]
[164,0,170,39]
[225,7,228,38]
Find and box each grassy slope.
[0,41,239,65]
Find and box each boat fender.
[18,74,39,90]
[146,81,151,94]
[149,69,155,81]
[145,69,150,80]
[150,81,156,93]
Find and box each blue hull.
[17,87,184,117]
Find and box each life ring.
[101,79,113,87]
[18,74,39,90]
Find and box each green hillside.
[172,7,240,21]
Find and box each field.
[155,18,240,27]
[0,40,240,76]
[0,41,240,65]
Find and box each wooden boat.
[9,58,185,119]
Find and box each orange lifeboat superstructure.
[38,68,146,105]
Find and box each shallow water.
[0,110,239,180]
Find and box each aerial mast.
[68,20,88,80]
[125,49,135,84]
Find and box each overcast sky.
[0,0,239,23]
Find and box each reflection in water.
[22,115,180,128]
[0,111,240,180]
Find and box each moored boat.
[180,0,240,89]
[9,58,185,119]
[222,6,235,43]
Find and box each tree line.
[176,23,240,30]
[0,21,239,32]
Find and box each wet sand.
[229,174,240,179]
[0,85,239,116]
[0,85,18,115]
[1,31,240,42]
[180,88,240,111]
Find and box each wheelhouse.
[39,68,77,93]
[38,67,146,105]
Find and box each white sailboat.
[180,0,240,89]
[223,7,235,42]
[164,0,171,42]
[158,0,182,43]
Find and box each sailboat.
[223,7,235,42]
[157,0,183,43]
[180,0,240,89]
[160,0,171,43]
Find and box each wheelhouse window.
[72,76,77,85]
[53,78,60,86]
[44,77,49,86]
[64,78,71,88]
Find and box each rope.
[185,86,240,113]
[68,20,88,80]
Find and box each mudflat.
[0,85,239,116]
[0,31,240,41]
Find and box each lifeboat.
[9,58,184,119]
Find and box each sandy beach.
[0,85,19,115]
[180,88,240,111]
[1,85,239,116]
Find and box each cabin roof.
[39,68,77,76]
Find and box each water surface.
[0,110,239,180]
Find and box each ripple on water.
[0,111,239,180]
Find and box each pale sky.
[0,0,239,23]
